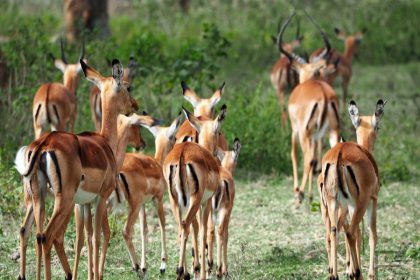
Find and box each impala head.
[81,59,136,116]
[278,11,335,83]
[141,112,183,165]
[50,37,85,91]
[125,126,146,151]
[272,17,303,54]
[108,56,137,84]
[181,81,225,118]
[183,104,227,153]
[334,27,367,57]
[348,99,386,152]
[216,138,242,175]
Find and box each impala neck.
[343,40,357,62]
[63,71,79,95]
[155,148,166,166]
[100,96,120,157]
[115,121,131,170]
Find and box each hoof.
[17,276,26,280]
[184,272,191,280]
[141,267,147,274]
[160,268,165,274]
[308,194,313,203]
[133,264,140,271]
[65,272,73,280]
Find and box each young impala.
[270,18,303,126]
[278,11,340,206]
[15,59,157,280]
[318,99,386,280]
[89,56,138,131]
[207,138,241,278]
[176,81,228,149]
[106,113,183,275]
[163,105,227,280]
[32,38,84,139]
[310,28,367,105]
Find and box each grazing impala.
[318,99,386,279]
[106,113,183,275]
[163,105,227,280]
[32,38,84,139]
[270,18,303,126]
[15,59,157,280]
[207,138,241,278]
[90,56,138,131]
[176,81,228,150]
[310,28,367,105]
[278,12,340,206]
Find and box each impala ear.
[233,137,242,161]
[181,81,201,108]
[112,59,124,88]
[54,59,67,73]
[348,100,360,128]
[210,82,225,108]
[334,27,346,40]
[214,104,227,131]
[80,59,104,89]
[183,106,202,133]
[372,99,386,129]
[129,112,161,127]
[166,112,183,139]
[215,148,225,162]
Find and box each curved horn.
[277,12,306,64]
[60,37,68,64]
[79,37,85,61]
[303,10,331,61]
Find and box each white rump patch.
[15,146,29,176]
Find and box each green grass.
[0,178,418,279]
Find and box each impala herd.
[13,8,385,280]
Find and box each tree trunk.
[64,0,110,43]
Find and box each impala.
[270,18,303,126]
[318,99,386,279]
[106,113,183,275]
[278,11,340,206]
[163,105,227,280]
[176,81,228,150]
[90,56,138,131]
[15,59,157,280]
[310,28,367,105]
[32,38,84,138]
[207,138,241,278]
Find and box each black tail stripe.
[188,164,199,194]
[120,173,130,198]
[324,163,330,186]
[34,104,41,121]
[24,146,42,177]
[213,186,222,209]
[49,151,62,193]
[306,103,318,130]
[336,152,348,199]
[168,165,176,199]
[53,105,60,122]
[346,166,360,196]
[223,180,230,201]
[179,155,187,207]
[115,186,121,203]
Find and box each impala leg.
[290,131,299,193]
[206,210,215,278]
[84,204,94,280]
[200,201,212,280]
[31,178,46,280]
[42,196,74,280]
[19,190,34,280]
[73,204,85,280]
[139,204,148,273]
[52,209,74,279]
[341,77,350,107]
[99,210,111,279]
[154,197,167,273]
[320,201,332,274]
[297,135,312,205]
[276,82,287,127]
[307,140,317,203]
[177,199,200,280]
[368,199,377,280]
[192,215,200,276]
[69,105,77,133]
[93,197,106,280]
[122,202,142,271]
[221,210,232,277]
[327,200,339,280]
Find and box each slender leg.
[368,199,378,280]
[297,136,312,205]
[139,204,148,273]
[31,178,46,280]
[99,210,111,279]
[52,210,73,279]
[73,204,85,279]
[19,190,34,280]
[206,210,215,278]
[122,202,142,271]
[154,197,167,273]
[200,201,212,280]
[84,204,94,280]
[290,131,299,193]
[191,216,200,276]
[93,197,107,280]
[327,200,339,279]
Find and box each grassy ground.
[0,177,418,279]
